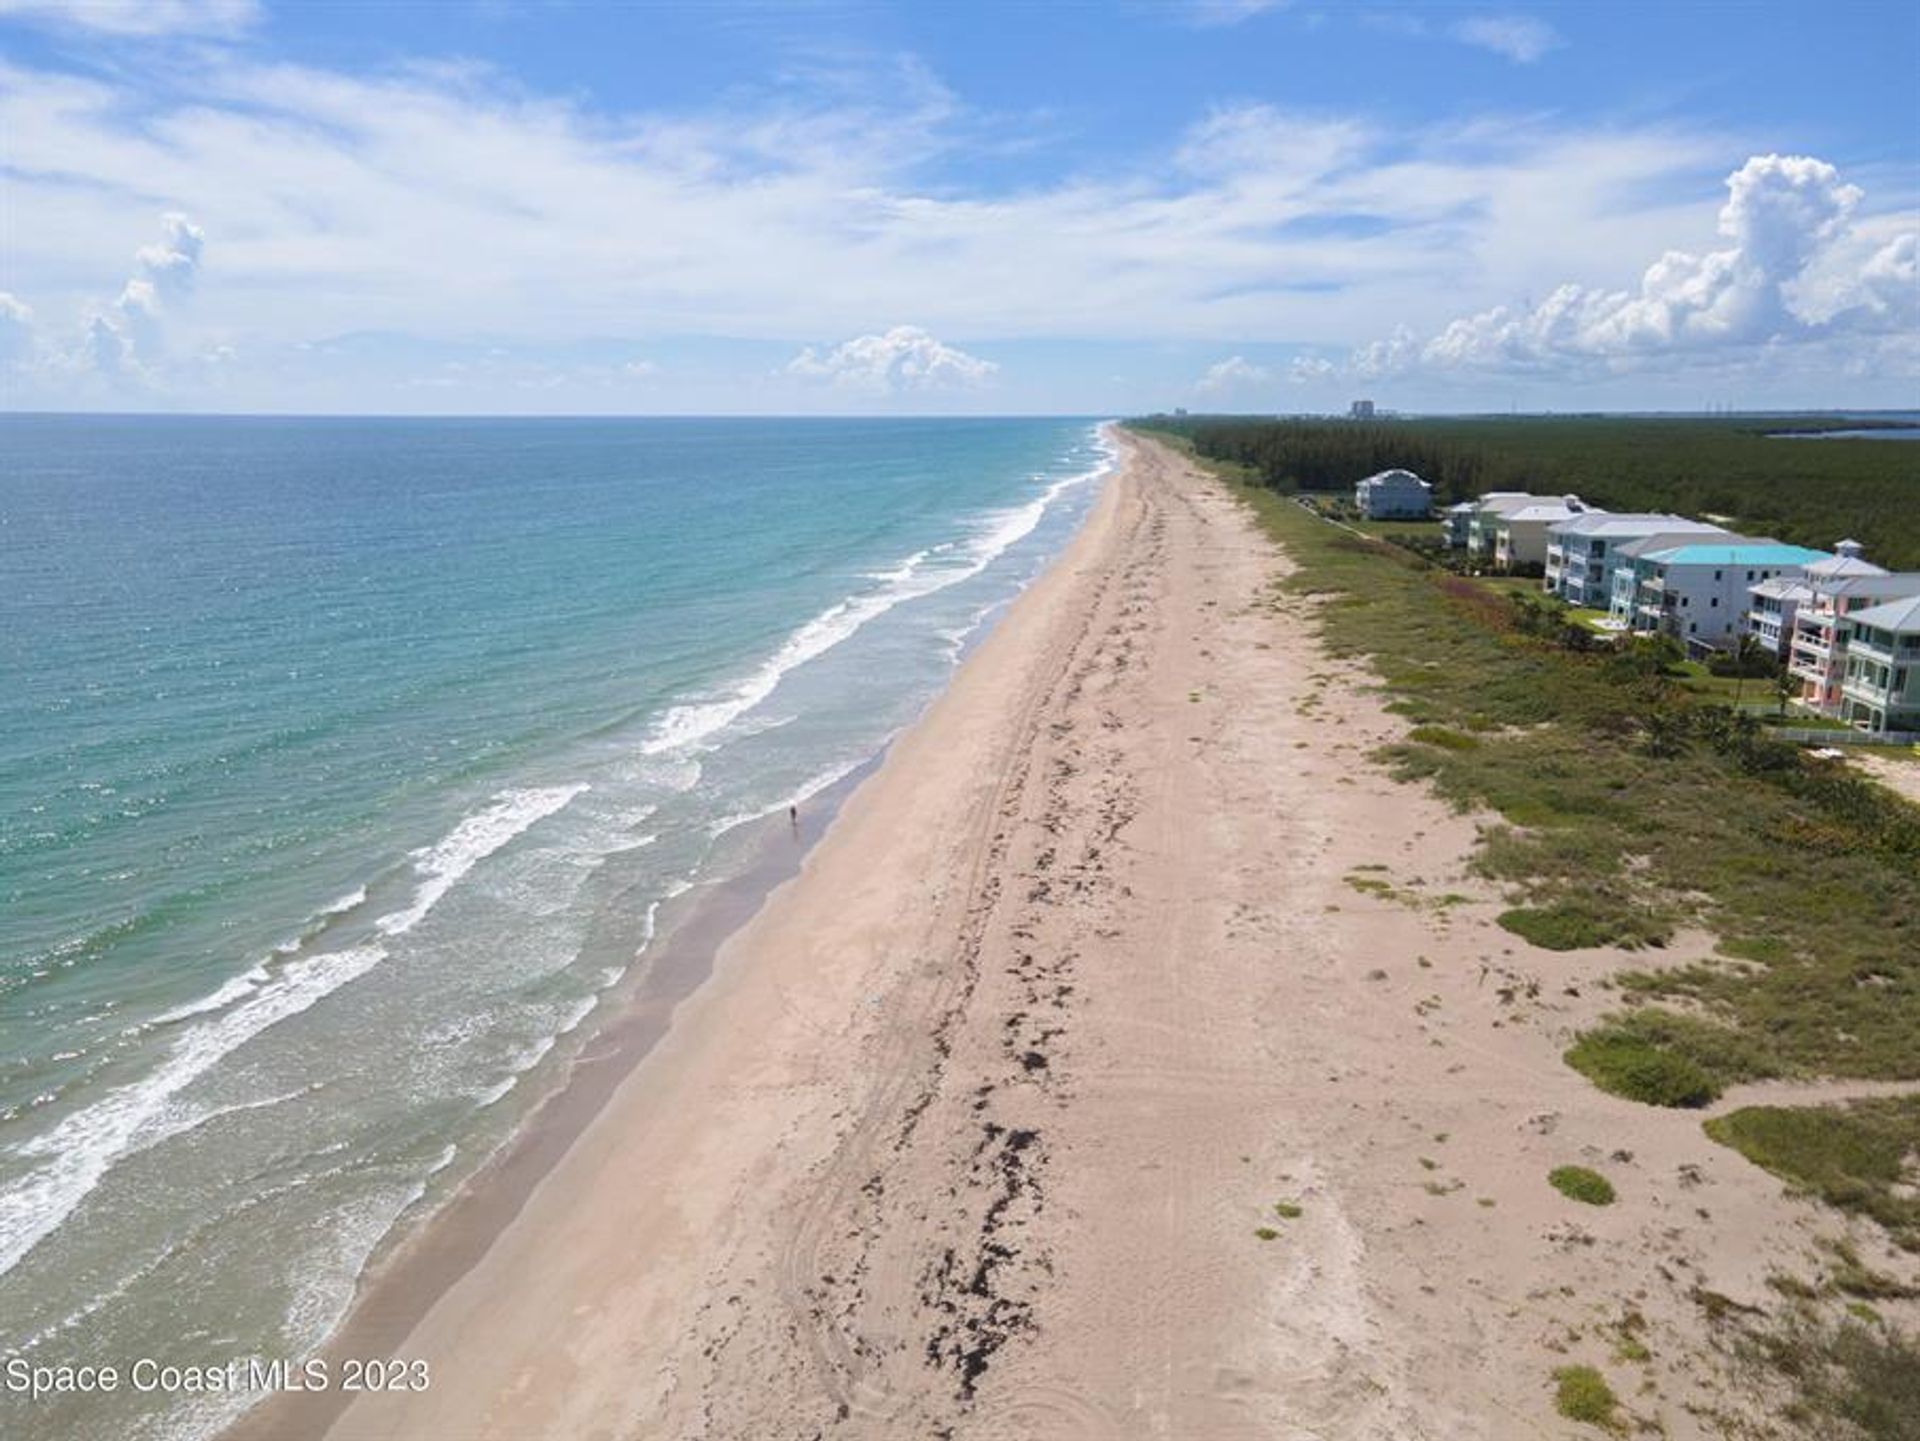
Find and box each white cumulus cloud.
[1195,355,1272,393]
[1353,154,1916,377]
[787,326,996,393]
[0,292,34,364]
[133,212,206,299]
[82,212,207,380]
[1450,14,1564,63]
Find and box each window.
[1714,569,1723,580]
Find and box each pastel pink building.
[1785,543,1920,712]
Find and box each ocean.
[0,414,1111,1440]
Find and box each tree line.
[1139,415,1920,570]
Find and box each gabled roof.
[1804,554,1888,580]
[1750,576,1816,601]
[1849,594,1920,633]
[1549,512,1711,538]
[1820,573,1920,600]
[1500,502,1594,525]
[1358,468,1430,488]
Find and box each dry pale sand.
[1848,749,1920,808]
[287,432,1914,1441]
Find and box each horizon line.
[3,407,1916,424]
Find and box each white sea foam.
[472,1077,516,1109]
[134,1081,324,1156]
[0,944,388,1280]
[375,785,587,938]
[274,885,369,950]
[639,441,1111,761]
[135,883,369,1036]
[279,1172,436,1365]
[556,994,598,1035]
[143,964,270,1029]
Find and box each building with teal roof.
[1612,538,1830,652]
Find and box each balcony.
[1843,676,1893,708]
[1846,636,1899,666]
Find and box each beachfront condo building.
[1614,540,1829,652]
[1440,500,1478,549]
[1460,493,1557,562]
[1786,566,1920,712]
[1608,531,1756,631]
[1545,513,1730,606]
[1492,498,1597,572]
[1838,595,1920,733]
[1353,468,1433,519]
[1746,576,1815,657]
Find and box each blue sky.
[1,0,1914,413]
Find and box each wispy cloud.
[0,41,1909,409]
[0,0,258,36]
[1449,13,1565,63]
[1362,10,1565,63]
[1182,0,1290,28]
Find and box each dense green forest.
[1138,416,1920,570]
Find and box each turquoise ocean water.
[0,415,1110,1439]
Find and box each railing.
[1771,727,1919,747]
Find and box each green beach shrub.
[1551,1365,1622,1430]
[1549,1166,1617,1206]
[1405,724,1480,751]
[1565,1026,1719,1108]
[1497,901,1666,951]
[1705,1098,1920,1252]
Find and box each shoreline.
[218,756,878,1441]
[218,436,1122,1441]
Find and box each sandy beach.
[245,431,1914,1441]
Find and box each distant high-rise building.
[1350,399,1376,419]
